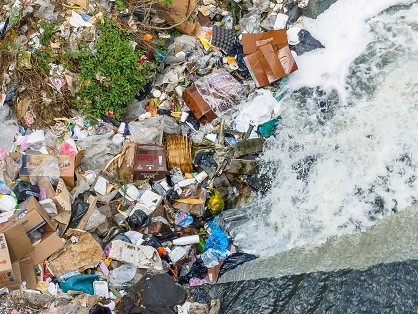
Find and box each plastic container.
[0,194,18,212]
[57,269,81,282]
[173,235,200,246]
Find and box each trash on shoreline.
[0,0,324,311]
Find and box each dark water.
[207,260,418,313]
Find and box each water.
[211,0,418,312]
[230,0,418,256]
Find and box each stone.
[301,0,339,18]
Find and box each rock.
[301,0,339,18]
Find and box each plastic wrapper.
[193,69,248,117]
[128,209,150,230]
[239,11,262,33]
[175,211,193,227]
[193,151,218,175]
[219,253,257,277]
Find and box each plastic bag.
[179,259,208,284]
[257,116,282,138]
[59,274,99,295]
[219,253,257,277]
[204,221,229,252]
[13,181,40,203]
[193,151,218,175]
[292,29,325,55]
[109,264,136,286]
[234,89,279,133]
[194,69,248,117]
[89,304,112,314]
[29,156,60,185]
[207,189,224,216]
[128,121,162,144]
[128,209,150,230]
[69,191,94,228]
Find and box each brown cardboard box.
[183,70,248,124]
[134,145,168,181]
[242,30,298,87]
[19,154,76,189]
[0,233,37,289]
[183,84,218,124]
[0,197,64,265]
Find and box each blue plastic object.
[204,221,229,252]
[60,274,99,295]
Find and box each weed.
[73,19,155,119]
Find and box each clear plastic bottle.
[57,269,81,282]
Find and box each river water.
[208,0,418,312]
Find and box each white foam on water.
[231,1,418,257]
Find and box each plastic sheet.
[193,69,248,116]
[29,156,60,185]
[293,29,325,55]
[59,274,99,295]
[219,253,257,277]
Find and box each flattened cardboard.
[19,154,76,189]
[0,197,64,265]
[134,145,169,181]
[47,229,105,277]
[242,30,289,55]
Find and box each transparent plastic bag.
[194,69,248,117]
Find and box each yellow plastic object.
[207,189,224,215]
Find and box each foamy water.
[231,0,418,256]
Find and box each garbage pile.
[0,0,325,312]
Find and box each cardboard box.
[134,144,168,181]
[0,233,37,289]
[0,197,64,265]
[183,84,218,124]
[19,154,76,189]
[242,30,298,87]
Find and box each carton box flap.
[242,30,289,55]
[4,224,33,262]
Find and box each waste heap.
[0,0,325,312]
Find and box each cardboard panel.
[242,29,289,55]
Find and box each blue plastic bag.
[204,221,229,252]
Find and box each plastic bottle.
[0,194,18,212]
[57,269,81,282]
[109,264,136,286]
[173,235,200,245]
[0,181,11,194]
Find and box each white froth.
[232,1,418,256]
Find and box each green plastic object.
[60,275,100,295]
[207,189,225,215]
[257,116,282,138]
